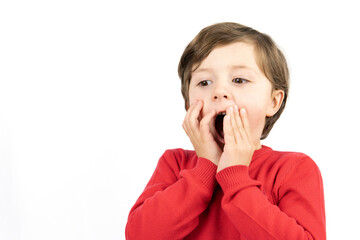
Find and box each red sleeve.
[216,157,326,240]
[125,149,217,240]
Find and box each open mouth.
[215,112,226,141]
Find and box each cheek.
[248,108,266,127]
[189,90,210,116]
[246,108,267,141]
[237,100,267,138]
[189,87,206,106]
[200,102,212,119]
[243,103,264,123]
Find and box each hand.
[217,106,255,173]
[183,100,222,165]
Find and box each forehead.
[192,41,260,74]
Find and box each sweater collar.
[252,145,273,162]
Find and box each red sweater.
[126,146,326,240]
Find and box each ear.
[266,90,284,117]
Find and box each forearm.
[216,165,326,240]
[126,157,217,240]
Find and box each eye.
[232,78,249,84]
[198,80,212,87]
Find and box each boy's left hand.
[217,106,255,173]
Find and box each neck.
[254,141,262,150]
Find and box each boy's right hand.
[182,100,222,165]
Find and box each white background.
[1,0,359,239]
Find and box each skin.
[182,42,284,172]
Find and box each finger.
[240,108,252,140]
[234,105,248,142]
[225,106,241,144]
[183,101,203,146]
[183,100,197,134]
[199,108,216,134]
[231,105,245,144]
[223,114,234,145]
[223,107,236,144]
[233,105,242,129]
[184,100,202,130]
[188,100,203,123]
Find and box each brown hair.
[178,22,289,140]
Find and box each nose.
[212,83,231,101]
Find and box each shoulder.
[162,148,196,160]
[268,147,323,186]
[255,145,316,170]
[270,148,319,171]
[160,148,198,171]
[147,149,198,185]
[271,148,313,165]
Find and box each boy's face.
[188,42,283,148]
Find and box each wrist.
[196,152,219,165]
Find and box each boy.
[125,22,326,240]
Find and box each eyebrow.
[192,67,211,73]
[193,65,256,74]
[230,65,256,73]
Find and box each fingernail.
[234,105,239,111]
[241,108,246,114]
[229,106,233,112]
[190,99,197,105]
